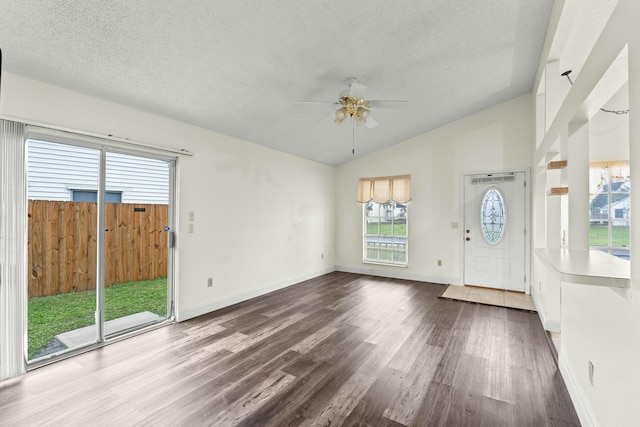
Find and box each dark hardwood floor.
[0,272,580,426]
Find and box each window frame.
[362,200,409,267]
[480,186,507,245]
[589,161,630,259]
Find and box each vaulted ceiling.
[0,1,554,165]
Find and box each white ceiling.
[0,1,553,165]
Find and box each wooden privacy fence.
[28,200,168,298]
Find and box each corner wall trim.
[559,352,598,427]
[530,289,561,332]
[176,266,337,321]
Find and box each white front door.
[463,172,526,292]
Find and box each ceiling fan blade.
[296,100,339,105]
[365,116,379,129]
[314,110,336,125]
[368,100,409,109]
[348,81,368,99]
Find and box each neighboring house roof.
[590,182,630,209]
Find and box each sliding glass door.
[27,140,100,359]
[103,151,171,338]
[27,135,175,363]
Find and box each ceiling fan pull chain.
[352,119,355,155]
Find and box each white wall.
[335,94,533,284]
[0,72,336,321]
[560,284,640,427]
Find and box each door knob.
[466,237,471,241]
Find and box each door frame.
[25,126,178,368]
[459,168,531,294]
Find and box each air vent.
[471,176,515,184]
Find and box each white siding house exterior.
[27,139,169,204]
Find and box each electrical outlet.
[207,277,213,287]
[437,259,442,266]
[588,361,594,385]
[188,211,195,222]
[188,223,194,233]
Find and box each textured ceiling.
[0,1,553,165]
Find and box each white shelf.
[546,187,568,196]
[547,160,567,170]
[535,248,630,288]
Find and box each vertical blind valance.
[357,175,411,203]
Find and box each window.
[480,187,506,245]
[589,161,630,260]
[72,190,122,203]
[358,175,411,266]
[364,200,408,265]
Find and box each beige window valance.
[357,175,411,203]
[589,160,629,168]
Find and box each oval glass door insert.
[480,187,506,244]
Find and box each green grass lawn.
[589,225,630,247]
[366,222,407,236]
[28,277,167,359]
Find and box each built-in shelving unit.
[546,160,568,195]
[530,3,637,425]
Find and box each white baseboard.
[335,265,455,285]
[177,265,337,321]
[559,352,597,427]
[530,289,561,332]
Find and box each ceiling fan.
[299,78,408,129]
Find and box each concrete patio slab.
[56,311,165,348]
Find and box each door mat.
[439,285,536,312]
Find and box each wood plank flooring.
[0,272,580,426]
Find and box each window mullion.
[608,184,612,251]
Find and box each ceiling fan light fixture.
[335,107,348,125]
[300,77,408,155]
[353,107,368,126]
